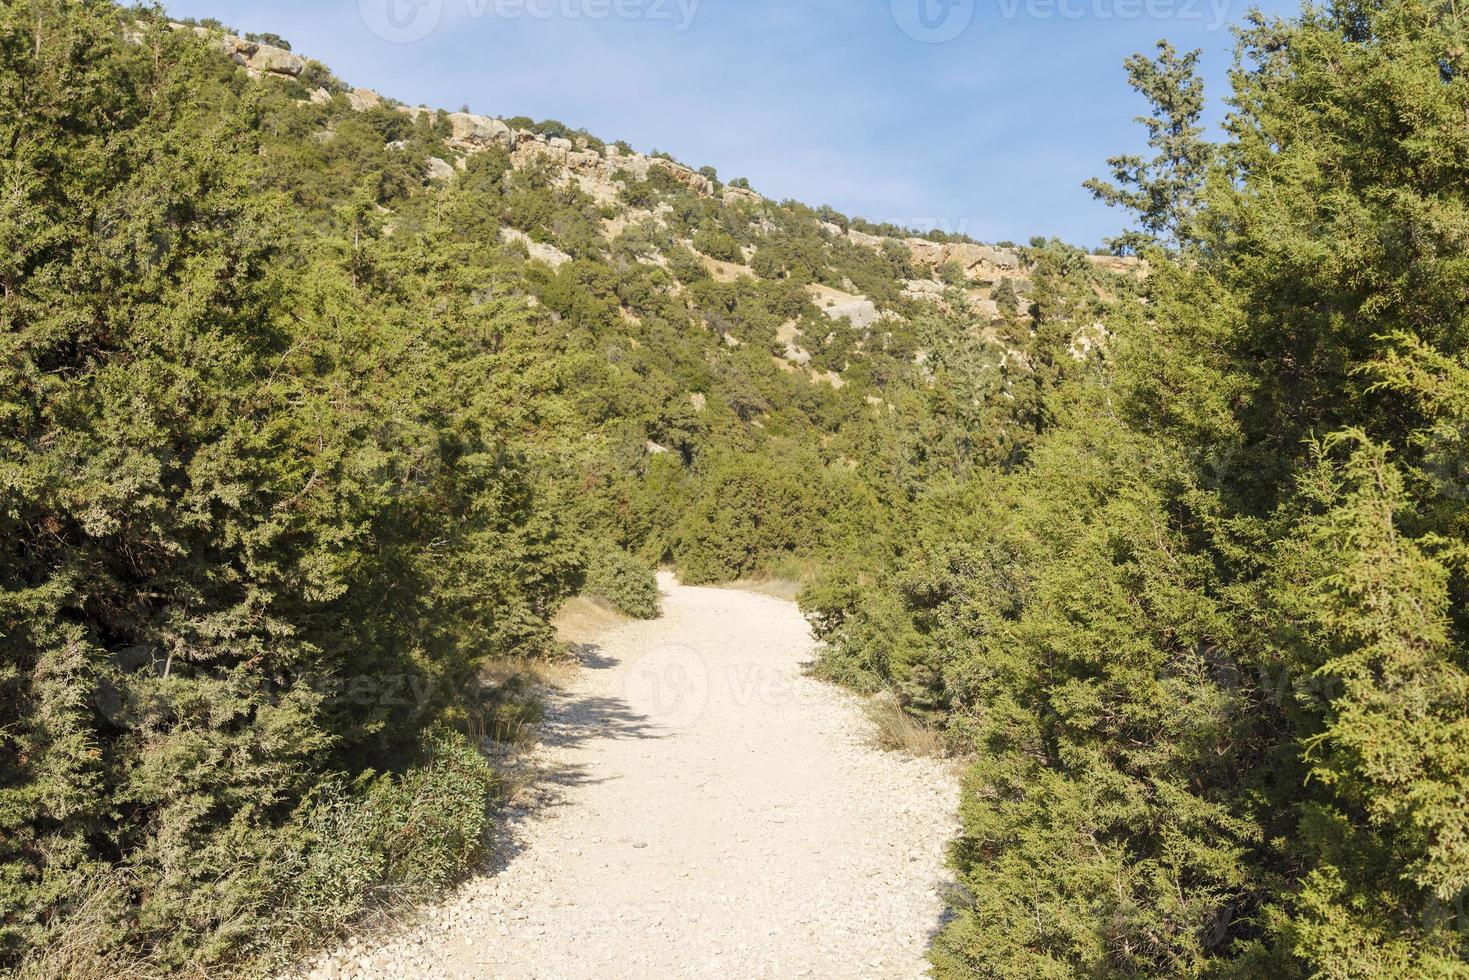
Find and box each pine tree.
[1084,41,1211,255]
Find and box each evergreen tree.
[1084,41,1211,254]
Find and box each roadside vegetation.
[1,1,1465,976]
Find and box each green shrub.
[584,549,660,619]
[281,728,499,930]
[693,227,742,263]
[0,10,578,973]
[671,455,829,585]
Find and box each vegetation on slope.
[811,7,1469,976]
[0,3,1089,973]
[3,0,1463,976]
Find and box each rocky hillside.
[156,19,1142,388]
[4,7,1147,976]
[17,5,1462,978]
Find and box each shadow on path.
[486,641,665,871]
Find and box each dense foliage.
[3,0,1465,976]
[812,2,1469,975]
[0,6,586,974]
[0,2,1030,973]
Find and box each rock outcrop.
[902,279,947,302]
[170,25,306,78]
[808,284,883,330]
[347,88,384,112]
[450,112,515,149]
[498,227,572,268]
[905,240,1021,282]
[1085,254,1148,277]
[723,187,762,207]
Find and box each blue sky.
[158,0,1292,247]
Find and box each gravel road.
[304,574,959,979]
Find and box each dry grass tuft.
[864,692,947,758]
[717,577,803,602]
[16,874,176,980]
[551,594,633,646]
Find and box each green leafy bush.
[0,9,576,973]
[280,728,499,933]
[670,455,844,585]
[692,227,742,263]
[584,549,660,619]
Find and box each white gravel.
[302,574,959,979]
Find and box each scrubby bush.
[670,455,837,584]
[282,729,499,923]
[584,549,660,619]
[0,9,577,972]
[692,227,742,263]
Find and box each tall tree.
[1085,41,1211,255]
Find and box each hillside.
[1,7,1135,976]
[5,2,1468,978]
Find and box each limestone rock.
[649,158,713,196]
[166,24,304,78]
[448,112,513,148]
[1085,254,1149,277]
[427,157,456,182]
[499,227,572,268]
[808,284,882,330]
[347,88,383,112]
[906,240,1021,283]
[723,187,762,206]
[968,296,1001,320]
[242,41,304,78]
[902,279,946,302]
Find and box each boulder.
[191,30,305,77]
[347,88,383,112]
[448,113,513,148]
[1085,254,1149,277]
[902,279,946,302]
[427,157,456,182]
[808,284,882,330]
[723,186,762,206]
[905,239,1021,282]
[498,227,571,268]
[245,42,305,78]
[969,297,1001,320]
[649,158,713,195]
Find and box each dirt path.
[309,575,959,979]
